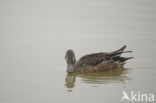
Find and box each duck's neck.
[67,63,75,73]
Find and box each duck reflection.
[65,67,131,89]
[65,74,76,88]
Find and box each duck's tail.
[110,45,133,65]
[114,45,127,53]
[110,51,132,57]
[113,56,133,67]
[111,45,133,56]
[113,56,133,62]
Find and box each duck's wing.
[77,52,109,66]
[76,45,132,67]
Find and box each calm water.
[0,0,156,103]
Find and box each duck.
[65,45,133,73]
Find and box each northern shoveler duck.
[65,45,133,73]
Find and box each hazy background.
[0,0,156,103]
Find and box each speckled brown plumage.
[65,45,133,73]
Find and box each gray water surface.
[0,0,156,103]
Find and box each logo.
[121,91,154,102]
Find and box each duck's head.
[65,49,76,73]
